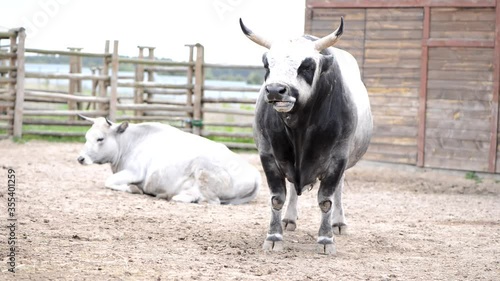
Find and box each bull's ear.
[321,55,333,74]
[116,121,128,134]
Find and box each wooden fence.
[3,3,500,175]
[0,31,261,150]
[0,28,25,139]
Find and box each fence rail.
[1,31,260,150]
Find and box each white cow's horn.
[239,18,272,49]
[314,17,344,52]
[78,114,96,123]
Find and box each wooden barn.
[304,0,500,173]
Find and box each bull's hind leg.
[195,164,230,204]
[282,183,298,231]
[317,160,347,255]
[332,174,348,235]
[171,192,203,203]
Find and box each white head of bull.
[77,115,128,166]
[239,17,343,113]
[240,18,372,255]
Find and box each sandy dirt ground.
[1,139,499,280]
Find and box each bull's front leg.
[104,170,143,194]
[260,155,287,252]
[317,159,347,255]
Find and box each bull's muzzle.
[264,83,296,113]
[77,156,85,165]
[265,83,288,98]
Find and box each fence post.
[7,30,17,137]
[146,47,155,103]
[99,40,110,112]
[184,44,195,130]
[193,43,204,136]
[67,47,82,120]
[12,28,25,139]
[109,40,119,121]
[89,67,97,110]
[135,46,145,117]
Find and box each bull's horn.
[239,18,272,49]
[314,17,344,52]
[105,117,113,126]
[78,114,96,123]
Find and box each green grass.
[21,124,87,142]
[465,171,482,184]
[17,122,255,144]
[6,101,255,144]
[240,104,255,111]
[23,124,87,133]
[21,134,85,142]
[204,124,254,144]
[206,136,254,144]
[204,125,252,134]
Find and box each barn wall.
[305,0,500,173]
[425,8,496,172]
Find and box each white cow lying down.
[77,116,261,204]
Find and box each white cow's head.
[77,115,128,165]
[240,17,343,113]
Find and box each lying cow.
[240,17,372,254]
[77,116,260,204]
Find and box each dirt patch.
[1,139,499,280]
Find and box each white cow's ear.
[116,122,129,134]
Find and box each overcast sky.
[2,0,306,65]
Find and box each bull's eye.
[97,138,104,142]
[297,57,316,86]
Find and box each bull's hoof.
[282,219,296,231]
[128,184,144,194]
[332,222,348,235]
[317,243,336,255]
[155,193,172,200]
[317,236,336,255]
[263,240,284,252]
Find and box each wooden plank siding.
[494,0,500,173]
[308,7,422,165]
[425,7,496,172]
[306,8,366,72]
[306,0,500,173]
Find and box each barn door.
[424,7,497,172]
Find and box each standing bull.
[77,116,260,205]
[240,17,372,254]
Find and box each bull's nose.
[77,156,85,164]
[265,83,287,99]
